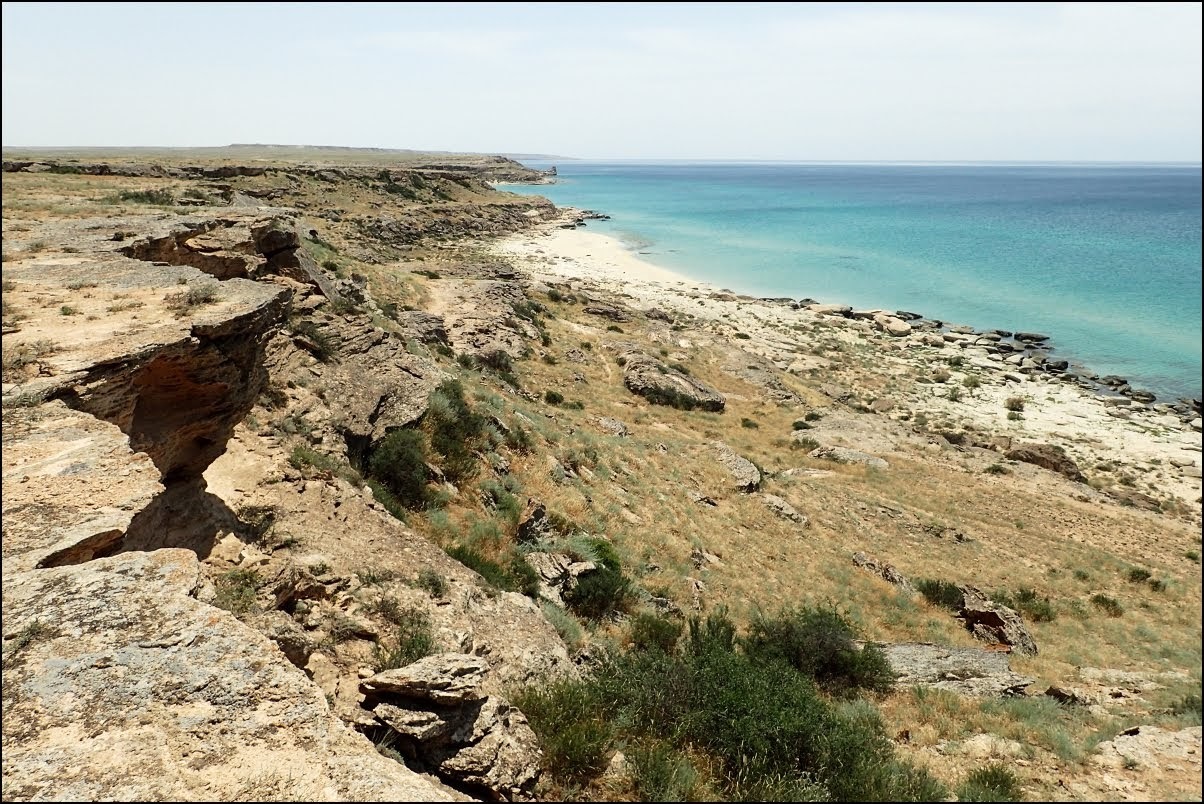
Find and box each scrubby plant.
[956,763,1022,802]
[415,567,448,597]
[606,324,624,333]
[629,612,684,654]
[1005,396,1026,412]
[545,389,564,405]
[916,578,963,611]
[445,545,538,597]
[742,605,895,696]
[164,283,219,315]
[517,608,944,801]
[565,565,632,620]
[425,379,490,483]
[367,429,429,509]
[1126,567,1152,583]
[213,568,261,615]
[993,587,1056,622]
[1091,594,1124,617]
[372,606,436,670]
[740,417,759,429]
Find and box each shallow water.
[508,162,1202,400]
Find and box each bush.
[1091,594,1124,617]
[445,545,538,597]
[547,288,563,302]
[163,283,219,314]
[917,578,964,611]
[629,612,684,654]
[956,763,1022,802]
[544,389,564,405]
[516,609,944,801]
[742,605,895,696]
[740,417,759,429]
[985,463,1010,475]
[1005,396,1026,412]
[213,569,261,615]
[426,379,490,483]
[804,411,823,422]
[993,587,1056,622]
[947,386,964,402]
[1126,567,1151,583]
[640,386,699,411]
[415,567,448,597]
[513,678,612,783]
[476,350,519,386]
[367,429,429,509]
[373,607,436,670]
[629,741,700,802]
[607,324,624,333]
[668,362,691,376]
[565,567,632,620]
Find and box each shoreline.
[493,210,1203,513]
[512,208,1201,409]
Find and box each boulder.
[852,551,913,592]
[874,314,912,337]
[762,494,807,525]
[622,351,725,412]
[395,311,449,345]
[0,550,454,802]
[713,442,761,492]
[877,642,1035,697]
[596,416,629,437]
[360,653,489,704]
[808,445,889,470]
[1004,442,1085,483]
[957,585,1038,655]
[523,552,595,606]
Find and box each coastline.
[493,210,1203,513]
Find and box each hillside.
[2,153,1200,802]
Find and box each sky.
[2,2,1200,161]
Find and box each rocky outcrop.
[356,200,555,247]
[622,351,725,412]
[852,551,913,593]
[712,442,761,492]
[957,585,1038,655]
[267,311,446,445]
[807,444,890,470]
[522,552,596,606]
[762,493,806,525]
[360,654,541,800]
[877,642,1035,697]
[1004,442,1085,483]
[1,550,454,802]
[441,280,542,359]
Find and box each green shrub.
[426,379,489,483]
[791,419,812,430]
[628,741,700,802]
[1185,550,1200,563]
[667,362,691,376]
[743,605,895,696]
[640,386,700,411]
[740,417,759,429]
[547,288,563,302]
[1091,594,1124,617]
[213,569,261,615]
[545,389,564,405]
[1127,567,1151,583]
[916,578,963,611]
[565,567,632,620]
[373,606,436,670]
[993,587,1056,622]
[956,763,1022,802]
[607,324,624,333]
[415,567,448,597]
[985,463,1010,475]
[947,386,964,402]
[445,545,538,597]
[513,678,612,783]
[733,332,750,339]
[793,435,820,452]
[629,612,684,654]
[367,429,429,509]
[541,601,585,651]
[805,411,823,422]
[476,350,519,386]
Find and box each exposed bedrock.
[56,290,289,484]
[0,549,456,801]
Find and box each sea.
[505,162,1202,402]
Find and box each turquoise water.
[506,162,1202,401]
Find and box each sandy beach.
[494,214,1204,516]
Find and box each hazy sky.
[2,2,1200,161]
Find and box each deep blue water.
[506,162,1202,401]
